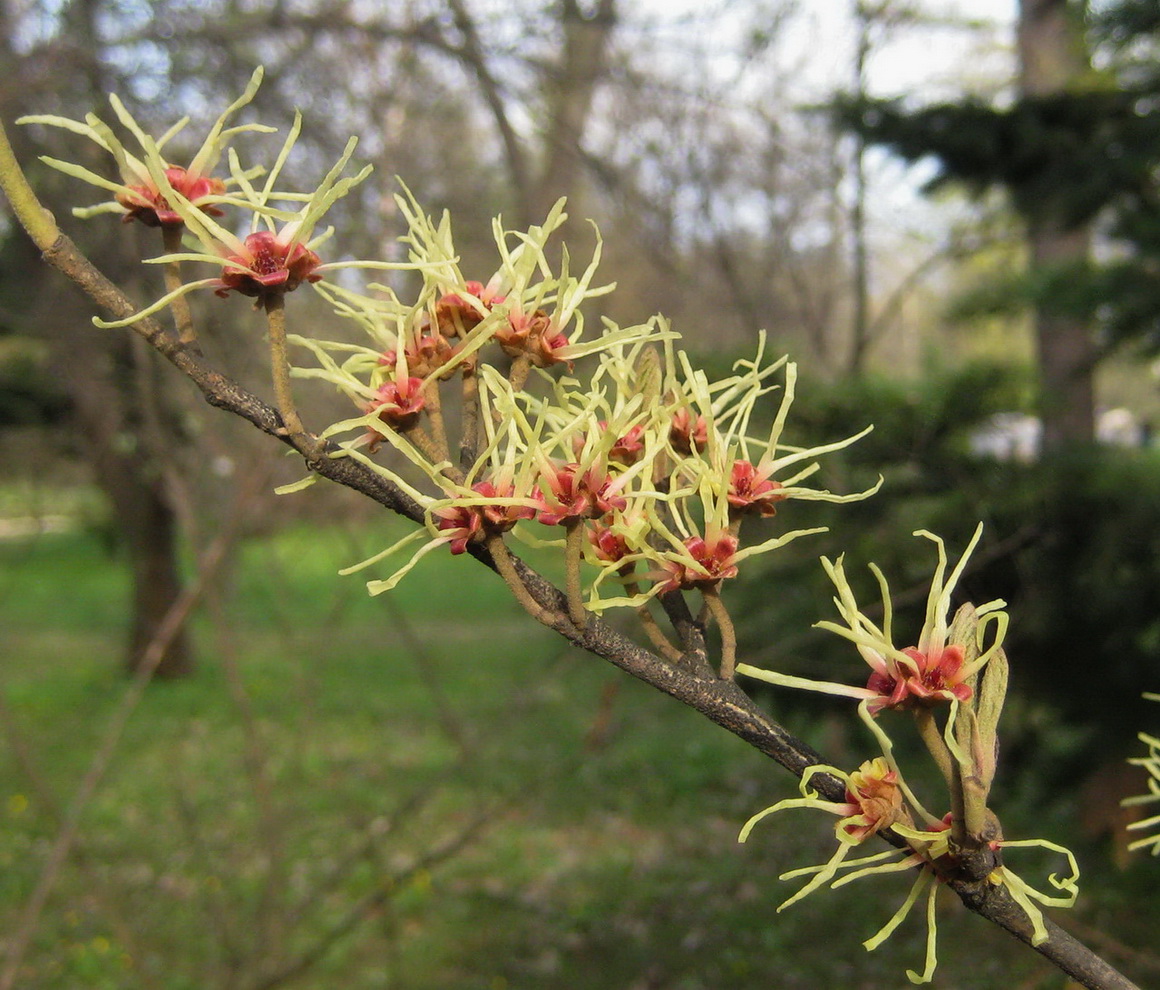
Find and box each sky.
[787,0,1018,101]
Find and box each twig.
[458,367,481,471]
[625,576,683,662]
[657,589,710,670]
[204,464,291,970]
[170,757,249,973]
[485,534,574,634]
[508,354,531,393]
[563,519,588,629]
[0,695,162,990]
[378,592,473,760]
[422,376,453,468]
[264,295,308,442]
[702,587,737,679]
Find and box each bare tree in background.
[0,0,196,675]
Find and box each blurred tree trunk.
[447,0,618,232]
[0,0,194,676]
[848,0,873,377]
[66,325,194,678]
[529,0,617,225]
[1018,0,1096,450]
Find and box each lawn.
[0,517,1156,988]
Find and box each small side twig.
[248,809,494,990]
[264,295,308,441]
[563,519,588,629]
[485,534,574,634]
[702,587,737,679]
[459,367,481,471]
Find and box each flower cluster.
[18,68,409,325]
[18,66,1103,989]
[21,73,879,622]
[734,532,1082,983]
[294,196,879,619]
[740,751,1079,984]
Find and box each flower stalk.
[160,224,197,346]
[264,295,307,442]
[702,587,737,680]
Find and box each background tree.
[0,0,199,675]
[838,0,1160,450]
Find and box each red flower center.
[214,231,323,300]
[865,644,971,713]
[116,166,226,228]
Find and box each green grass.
[0,525,1156,988]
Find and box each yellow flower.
[19,67,270,225]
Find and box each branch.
[0,116,1139,990]
[442,0,535,209]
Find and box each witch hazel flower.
[301,282,479,401]
[653,528,742,594]
[1123,693,1160,856]
[583,470,826,613]
[738,525,1008,719]
[390,195,505,339]
[431,280,506,341]
[722,360,880,518]
[19,67,272,228]
[91,114,424,327]
[364,376,427,440]
[739,758,957,984]
[663,334,881,518]
[334,482,529,595]
[657,330,792,463]
[380,330,459,380]
[668,405,709,456]
[393,184,496,307]
[533,460,628,525]
[392,188,674,382]
[400,189,672,370]
[211,226,324,300]
[726,459,787,517]
[324,360,574,597]
[482,372,663,533]
[586,510,648,568]
[320,459,534,598]
[436,480,538,553]
[554,334,674,469]
[739,758,919,903]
